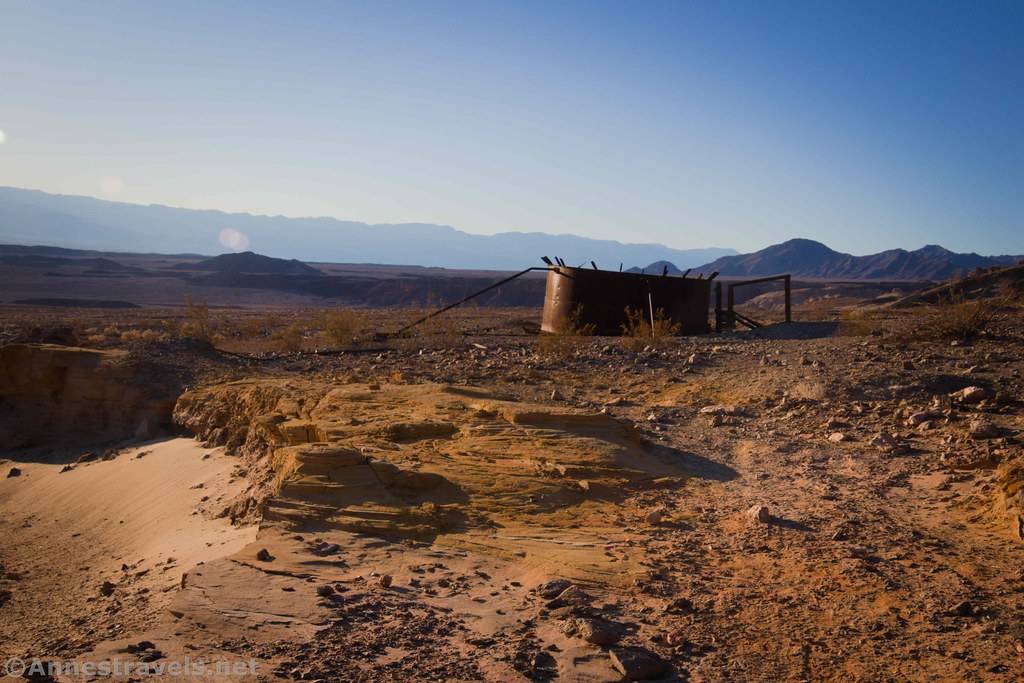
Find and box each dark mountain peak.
[178,251,322,275]
[769,238,843,255]
[626,260,684,275]
[913,244,954,257]
[695,240,1022,281]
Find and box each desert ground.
[2,278,1023,682]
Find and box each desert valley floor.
[2,304,1024,682]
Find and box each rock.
[577,479,591,492]
[313,542,342,556]
[947,600,981,618]
[699,404,745,416]
[645,509,664,525]
[828,432,848,443]
[546,584,591,609]
[609,647,670,681]
[960,386,988,404]
[536,578,573,599]
[665,628,687,647]
[747,504,771,523]
[316,584,335,597]
[908,410,941,425]
[572,617,622,646]
[99,581,116,596]
[255,548,274,562]
[550,389,564,401]
[7,467,22,478]
[378,574,393,588]
[870,432,899,453]
[969,419,999,440]
[664,597,695,614]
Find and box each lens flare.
[218,228,250,251]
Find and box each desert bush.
[275,322,305,353]
[538,304,595,356]
[120,328,170,344]
[320,309,364,347]
[838,308,888,337]
[390,302,463,351]
[180,295,214,341]
[620,306,680,351]
[922,287,1010,342]
[233,314,280,339]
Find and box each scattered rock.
[99,581,116,596]
[908,410,942,425]
[699,404,745,416]
[870,432,899,453]
[569,617,622,646]
[378,574,393,588]
[960,386,988,404]
[969,419,999,440]
[255,548,274,562]
[546,584,591,609]
[609,647,670,681]
[316,584,335,597]
[536,578,573,599]
[828,432,849,443]
[747,504,771,523]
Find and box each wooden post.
[714,281,723,332]
[726,284,735,330]
[784,275,792,323]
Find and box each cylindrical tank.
[540,267,711,335]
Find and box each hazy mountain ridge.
[688,238,1022,280]
[173,251,323,276]
[0,186,734,271]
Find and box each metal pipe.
[395,266,550,335]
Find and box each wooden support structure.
[717,273,792,331]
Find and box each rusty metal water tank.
[540,266,712,335]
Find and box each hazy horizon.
[1,1,1021,256]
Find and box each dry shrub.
[275,322,305,353]
[180,295,214,341]
[923,288,1011,342]
[320,309,365,347]
[120,328,169,344]
[390,304,462,351]
[620,306,680,351]
[538,304,595,356]
[839,308,887,337]
[235,314,280,339]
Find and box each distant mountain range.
[0,186,734,271]
[674,238,1022,281]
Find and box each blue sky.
[0,0,1020,255]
